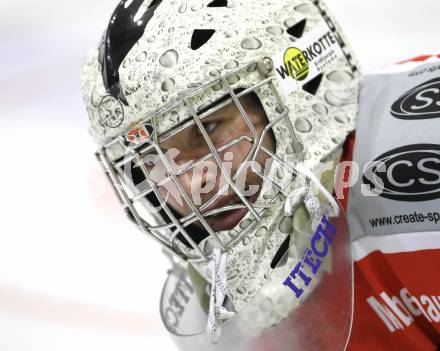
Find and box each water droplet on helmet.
[187,82,202,89]
[209,69,221,77]
[227,269,239,281]
[203,14,213,22]
[170,111,179,122]
[122,59,130,68]
[147,36,156,43]
[229,230,239,238]
[331,137,340,144]
[279,216,293,233]
[247,63,257,72]
[286,144,295,154]
[277,168,284,179]
[275,105,284,114]
[91,85,105,107]
[304,152,311,160]
[241,37,262,50]
[324,90,356,107]
[294,3,318,15]
[203,238,217,255]
[212,82,223,91]
[237,286,246,294]
[225,60,239,69]
[159,50,179,68]
[327,70,353,83]
[295,118,312,133]
[242,236,251,246]
[266,26,284,35]
[135,51,148,62]
[335,115,348,124]
[255,227,268,237]
[312,103,328,115]
[191,3,203,11]
[224,30,238,38]
[284,18,297,28]
[270,37,284,45]
[178,3,187,13]
[226,74,240,85]
[161,78,175,92]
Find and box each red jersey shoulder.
[348,245,440,351]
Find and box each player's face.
[150,94,275,232]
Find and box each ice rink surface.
[0,1,438,350]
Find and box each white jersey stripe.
[352,231,440,262]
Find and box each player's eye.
[203,121,218,134]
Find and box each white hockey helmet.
[81,0,359,347]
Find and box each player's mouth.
[204,192,259,232]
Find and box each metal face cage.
[97,59,304,261]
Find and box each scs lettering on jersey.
[123,123,154,148]
[391,77,440,120]
[363,144,440,202]
[272,21,344,94]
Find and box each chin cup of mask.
[160,201,353,351]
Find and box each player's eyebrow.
[195,87,248,116]
[151,89,251,151]
[197,93,234,115]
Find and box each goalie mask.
[81,0,359,349]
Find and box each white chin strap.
[284,164,340,219]
[207,248,234,343]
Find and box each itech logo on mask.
[390,77,440,120]
[362,144,440,202]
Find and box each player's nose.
[178,158,222,206]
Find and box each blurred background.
[0,0,438,350]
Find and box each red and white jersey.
[344,54,440,350]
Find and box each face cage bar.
[97,59,304,261]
